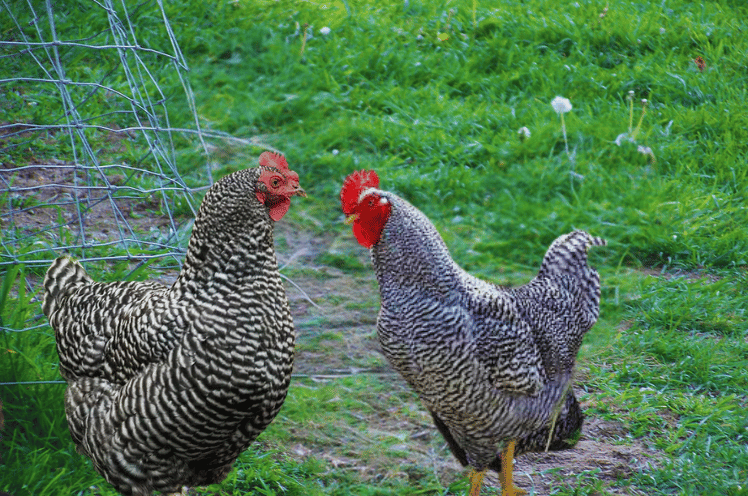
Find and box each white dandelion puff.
[551,96,572,115]
[551,96,572,157]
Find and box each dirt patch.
[508,415,655,495]
[637,266,723,283]
[1,161,185,250]
[274,221,386,375]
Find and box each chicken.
[340,170,605,496]
[42,152,306,496]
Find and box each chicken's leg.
[467,468,486,496]
[499,440,527,496]
[467,443,527,496]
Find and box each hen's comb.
[258,151,290,173]
[340,170,379,215]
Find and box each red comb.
[340,170,379,215]
[258,151,290,173]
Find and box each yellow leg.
[499,440,527,496]
[467,441,527,496]
[468,468,486,496]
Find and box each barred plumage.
[43,153,305,496]
[340,170,606,496]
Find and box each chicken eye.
[270,177,281,188]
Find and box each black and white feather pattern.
[43,167,296,496]
[369,191,605,471]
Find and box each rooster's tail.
[537,230,606,332]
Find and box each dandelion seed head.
[518,126,531,141]
[319,26,331,35]
[551,96,572,114]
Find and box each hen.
[340,170,605,496]
[42,152,306,496]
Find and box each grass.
[2,0,748,495]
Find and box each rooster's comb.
[258,151,290,173]
[340,170,379,215]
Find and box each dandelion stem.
[627,90,636,134]
[560,113,569,157]
[299,23,310,57]
[628,98,634,134]
[473,0,477,31]
[632,99,648,140]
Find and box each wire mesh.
[0,0,212,274]
[0,0,222,366]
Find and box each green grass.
[2,0,748,495]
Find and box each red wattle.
[268,198,291,221]
[353,221,375,248]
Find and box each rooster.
[340,170,605,496]
[43,152,306,496]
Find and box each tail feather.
[538,230,606,280]
[42,256,92,318]
[538,230,606,332]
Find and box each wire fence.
[0,0,217,355]
[1,0,212,275]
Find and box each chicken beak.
[344,213,358,225]
[294,186,307,198]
